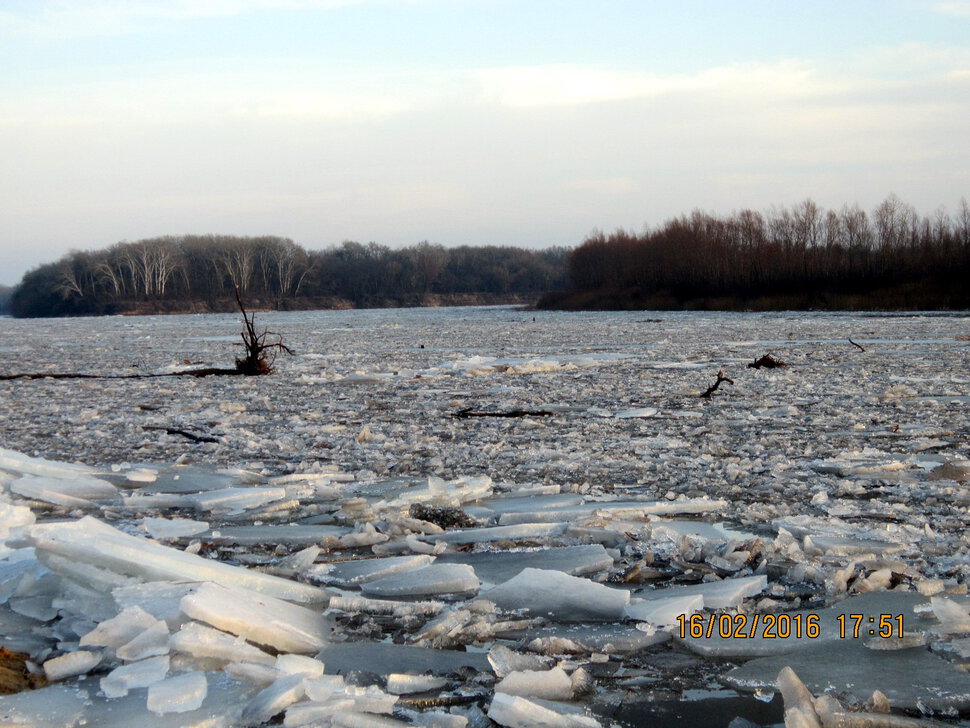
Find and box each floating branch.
[748,353,788,369]
[452,407,554,419]
[700,370,734,399]
[142,426,220,444]
[848,338,866,352]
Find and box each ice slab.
[181,582,332,654]
[316,641,491,676]
[636,575,767,610]
[147,671,207,714]
[100,654,170,698]
[43,649,102,681]
[80,605,161,649]
[522,623,670,654]
[141,517,209,539]
[485,569,629,622]
[0,447,93,479]
[723,640,970,713]
[10,475,119,506]
[188,487,288,514]
[438,545,614,587]
[494,667,573,700]
[495,499,726,526]
[308,555,436,588]
[29,516,329,603]
[169,621,275,665]
[427,523,568,545]
[203,524,349,546]
[624,594,704,628]
[488,693,602,728]
[360,564,479,597]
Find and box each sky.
[1,0,969,285]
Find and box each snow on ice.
[1,307,970,726]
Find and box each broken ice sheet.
[485,568,630,622]
[360,563,479,597]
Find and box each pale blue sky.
[1,0,969,284]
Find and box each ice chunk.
[43,649,102,681]
[438,545,614,587]
[485,568,629,622]
[524,623,669,655]
[361,564,479,597]
[181,582,331,654]
[146,671,207,714]
[308,554,436,588]
[141,517,209,539]
[241,673,306,726]
[385,673,449,694]
[488,693,601,728]
[10,475,118,506]
[100,654,170,698]
[931,595,970,634]
[276,653,326,677]
[636,575,767,609]
[488,645,552,678]
[30,516,328,603]
[201,524,349,546]
[427,523,568,545]
[187,486,287,514]
[80,605,161,649]
[494,667,573,700]
[113,581,198,627]
[170,621,275,665]
[116,619,170,661]
[623,594,704,628]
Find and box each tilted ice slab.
[488,693,602,728]
[360,563,480,597]
[484,568,630,622]
[187,486,288,514]
[28,516,329,603]
[438,545,614,587]
[308,554,437,588]
[181,582,332,654]
[623,594,704,628]
[0,447,93,479]
[635,575,767,610]
[10,475,119,507]
[201,524,349,546]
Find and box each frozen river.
[1,306,969,727]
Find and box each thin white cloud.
[934,1,970,17]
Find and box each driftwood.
[700,369,734,399]
[748,353,788,369]
[0,291,291,381]
[452,407,554,419]
[142,426,220,444]
[848,338,866,352]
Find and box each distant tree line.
[9,236,570,317]
[0,285,12,315]
[540,195,970,310]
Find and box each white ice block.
[180,582,331,654]
[240,673,307,726]
[100,654,170,698]
[146,671,208,714]
[80,605,161,649]
[29,516,328,603]
[116,619,170,661]
[487,693,601,728]
[170,621,275,665]
[141,517,209,539]
[43,649,102,681]
[11,475,118,506]
[639,575,767,610]
[485,568,629,622]
[494,667,574,701]
[361,564,479,597]
[308,555,436,587]
[187,486,288,514]
[623,594,704,628]
[385,673,448,694]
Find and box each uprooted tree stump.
[747,353,788,369]
[700,369,734,399]
[0,289,293,381]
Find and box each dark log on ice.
[848,338,866,352]
[747,353,788,369]
[452,407,555,419]
[142,426,220,444]
[700,369,734,399]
